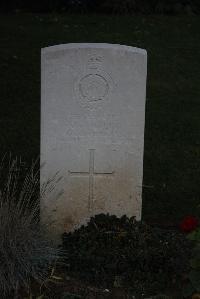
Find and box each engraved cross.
[68,149,114,211]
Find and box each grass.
[0,156,62,297]
[0,13,199,223]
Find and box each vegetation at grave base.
[61,213,192,297]
[0,154,63,297]
[0,14,199,224]
[1,0,200,14]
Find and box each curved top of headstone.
[42,43,147,55]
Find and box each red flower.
[179,216,199,233]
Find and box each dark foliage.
[62,214,192,296]
[0,0,200,14]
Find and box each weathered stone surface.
[40,43,147,241]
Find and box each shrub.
[0,155,62,297]
[62,214,192,297]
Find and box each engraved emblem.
[74,54,113,108]
[87,55,102,69]
[79,74,109,102]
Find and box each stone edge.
[41,43,147,56]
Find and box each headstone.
[40,43,147,240]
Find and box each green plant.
[62,214,191,297]
[0,154,62,297]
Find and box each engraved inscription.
[68,149,114,211]
[64,114,114,137]
[79,74,109,102]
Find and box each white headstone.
[41,43,147,240]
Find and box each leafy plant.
[0,154,63,297]
[62,214,191,297]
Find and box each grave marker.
[40,43,147,240]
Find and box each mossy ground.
[0,13,199,223]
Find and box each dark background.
[0,0,200,14]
